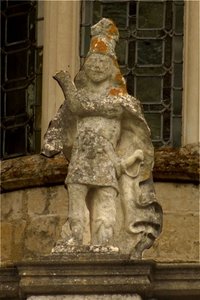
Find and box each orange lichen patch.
[108,23,118,36]
[115,73,124,84]
[91,37,108,53]
[109,87,127,96]
[114,73,126,89]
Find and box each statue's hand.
[53,70,71,82]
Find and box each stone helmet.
[87,18,119,59]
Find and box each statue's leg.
[67,183,88,244]
[91,186,117,245]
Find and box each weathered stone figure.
[42,18,162,258]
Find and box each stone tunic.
[66,91,123,191]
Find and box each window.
[80,0,184,147]
[1,0,43,159]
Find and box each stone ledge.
[0,256,200,299]
[0,266,19,299]
[153,263,200,297]
[1,144,199,193]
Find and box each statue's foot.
[64,236,81,246]
[51,236,82,254]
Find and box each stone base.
[1,254,200,299]
[51,242,119,255]
[17,253,152,298]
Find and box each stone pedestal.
[17,254,153,299]
[1,254,200,299]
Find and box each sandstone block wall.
[1,186,68,264]
[1,183,199,264]
[143,182,199,261]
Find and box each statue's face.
[84,54,113,83]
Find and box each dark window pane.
[29,5,36,41]
[137,40,163,65]
[174,3,184,33]
[138,2,164,29]
[102,2,127,28]
[116,40,127,65]
[164,36,172,67]
[5,126,26,156]
[173,36,183,62]
[1,1,42,159]
[129,1,136,16]
[93,1,101,24]
[172,117,182,147]
[7,14,28,44]
[80,26,90,57]
[1,54,6,83]
[129,16,136,31]
[145,113,161,140]
[7,1,28,6]
[28,48,35,75]
[126,73,135,95]
[173,90,182,115]
[128,41,135,68]
[5,89,26,116]
[163,72,171,88]
[1,14,5,44]
[163,87,171,101]
[163,72,171,100]
[136,77,162,103]
[173,63,183,88]
[163,110,171,141]
[7,50,27,80]
[82,0,93,24]
[165,1,173,31]
[0,128,4,158]
[129,1,136,30]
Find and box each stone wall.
[143,182,199,262]
[1,186,68,264]
[1,182,199,265]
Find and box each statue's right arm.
[53,70,81,113]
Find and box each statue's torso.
[66,93,123,189]
[77,116,121,148]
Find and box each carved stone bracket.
[0,255,200,299]
[1,145,199,193]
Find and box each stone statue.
[42,18,162,258]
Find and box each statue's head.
[84,53,113,83]
[76,18,127,96]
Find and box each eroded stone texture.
[1,191,23,220]
[41,18,162,258]
[25,215,60,255]
[0,222,13,261]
